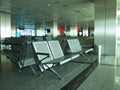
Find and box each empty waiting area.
[0,36,98,90]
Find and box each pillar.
[53,20,59,38]
[95,0,117,56]
[0,12,11,51]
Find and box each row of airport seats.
[78,37,94,48]
[1,37,36,74]
[32,38,94,79]
[1,36,94,79]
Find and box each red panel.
[60,27,64,33]
[77,26,80,31]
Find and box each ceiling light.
[17,8,20,10]
[74,10,81,13]
[47,3,51,7]
[63,5,68,7]
[55,1,60,4]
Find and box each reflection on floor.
[99,55,120,66]
[77,56,120,90]
[0,54,97,90]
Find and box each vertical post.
[53,20,58,38]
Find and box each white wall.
[69,26,77,36]
[0,12,11,40]
[11,21,16,37]
[37,23,53,36]
[83,27,88,36]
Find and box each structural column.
[53,20,59,38]
[0,12,11,52]
[95,0,116,56]
[0,12,11,39]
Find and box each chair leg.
[38,64,44,72]
[30,66,37,75]
[38,64,45,76]
[49,68,62,79]
[37,64,62,79]
[44,64,62,79]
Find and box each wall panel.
[95,0,116,55]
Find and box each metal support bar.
[30,66,37,75]
[49,68,62,79]
[45,64,62,79]
[38,64,45,72]
[80,53,90,61]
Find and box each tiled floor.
[77,56,120,90]
[99,56,120,66]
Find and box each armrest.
[36,52,50,62]
[83,48,93,53]
[36,52,49,56]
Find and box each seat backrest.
[73,39,82,52]
[67,39,78,53]
[67,39,82,53]
[32,41,54,63]
[48,40,64,59]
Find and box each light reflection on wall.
[16,29,35,37]
[0,12,11,39]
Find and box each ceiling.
[0,0,95,27]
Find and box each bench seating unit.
[2,37,37,75]
[32,40,79,79]
[67,39,93,60]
